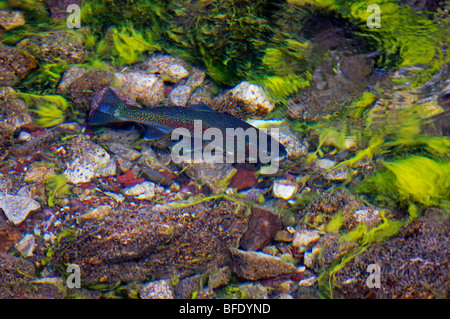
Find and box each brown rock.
[239,206,282,251]
[47,0,83,20]
[56,199,248,286]
[0,43,38,87]
[16,31,88,64]
[0,215,22,253]
[0,253,64,298]
[228,164,258,191]
[230,248,297,280]
[66,69,115,116]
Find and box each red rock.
[239,206,282,251]
[0,215,22,253]
[228,165,257,191]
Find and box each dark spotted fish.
[87,88,287,162]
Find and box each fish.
[87,87,287,163]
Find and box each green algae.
[94,24,161,67]
[44,174,71,207]
[16,92,69,127]
[355,155,450,211]
[319,209,406,298]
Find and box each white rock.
[231,81,274,116]
[298,276,317,287]
[15,234,35,257]
[123,181,163,200]
[115,71,164,106]
[140,279,174,299]
[292,229,321,248]
[168,84,192,106]
[315,158,336,170]
[0,194,41,225]
[64,137,112,184]
[273,179,299,200]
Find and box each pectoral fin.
[143,125,171,140]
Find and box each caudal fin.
[87,88,126,125]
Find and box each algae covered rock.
[16,31,89,64]
[0,43,38,87]
[0,253,64,299]
[0,9,25,30]
[0,87,33,130]
[56,198,249,286]
[331,217,450,298]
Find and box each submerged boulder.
[56,198,249,286]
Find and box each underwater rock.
[137,54,189,83]
[230,248,297,280]
[228,164,258,191]
[168,84,192,107]
[314,158,336,170]
[0,194,41,226]
[64,136,113,184]
[212,81,275,119]
[0,253,63,298]
[123,181,163,200]
[0,43,38,87]
[56,199,248,286]
[276,125,308,161]
[105,143,141,162]
[323,165,349,182]
[287,52,374,123]
[235,282,269,299]
[140,166,174,187]
[183,163,237,194]
[114,71,165,107]
[173,273,207,299]
[17,31,89,64]
[0,87,33,131]
[272,179,299,200]
[64,69,115,116]
[208,266,232,290]
[139,279,174,299]
[185,68,206,91]
[57,65,87,96]
[239,206,282,251]
[14,233,35,257]
[0,9,25,30]
[332,218,450,298]
[77,205,112,223]
[0,214,22,253]
[189,87,213,106]
[292,229,321,253]
[47,0,83,20]
[24,162,56,184]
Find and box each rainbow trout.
[87,88,287,163]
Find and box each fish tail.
[87,88,126,125]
